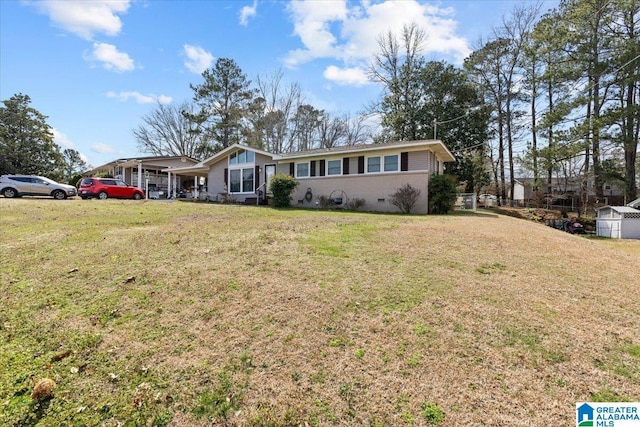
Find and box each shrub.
[390,183,421,214]
[345,197,366,210]
[317,195,335,209]
[269,173,299,208]
[428,174,457,214]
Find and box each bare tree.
[133,101,210,159]
[292,104,322,151]
[368,22,427,141]
[343,113,371,146]
[317,113,346,149]
[253,69,305,153]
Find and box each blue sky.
[1,0,557,168]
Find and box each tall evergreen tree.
[187,58,256,152]
[0,93,64,179]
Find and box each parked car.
[78,177,144,200]
[0,174,77,199]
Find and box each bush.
[390,183,421,213]
[345,197,366,210]
[429,174,457,214]
[317,195,335,209]
[269,173,299,208]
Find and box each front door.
[264,164,276,194]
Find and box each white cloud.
[51,128,75,149]
[157,95,173,105]
[29,0,131,40]
[51,128,89,163]
[87,42,135,72]
[183,44,214,74]
[284,0,471,68]
[106,91,173,105]
[239,0,258,26]
[323,65,369,86]
[284,0,349,68]
[91,142,116,154]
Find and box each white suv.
[0,175,77,199]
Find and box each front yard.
[1,199,638,426]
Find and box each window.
[296,162,309,178]
[384,155,399,172]
[367,156,381,173]
[228,149,255,193]
[229,149,254,165]
[229,168,254,193]
[229,169,241,192]
[327,159,341,176]
[242,168,254,192]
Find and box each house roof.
[628,198,640,208]
[277,139,455,162]
[162,140,456,174]
[596,206,640,213]
[88,156,199,173]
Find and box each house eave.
[276,140,455,163]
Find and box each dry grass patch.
[0,199,638,426]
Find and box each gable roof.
[628,198,640,208]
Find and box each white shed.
[596,206,640,239]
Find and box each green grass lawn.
[1,199,638,426]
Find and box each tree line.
[136,0,638,204]
[466,0,639,205]
[2,0,638,203]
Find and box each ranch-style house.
[162,139,455,214]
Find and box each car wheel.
[52,190,67,200]
[98,191,108,200]
[133,192,142,200]
[2,188,17,198]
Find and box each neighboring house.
[84,156,199,197]
[163,140,455,214]
[518,177,627,205]
[507,179,525,203]
[596,205,640,239]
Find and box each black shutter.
[289,162,295,176]
[255,165,260,190]
[310,160,316,177]
[358,156,365,174]
[319,160,326,176]
[224,168,228,185]
[401,152,409,171]
[343,157,349,175]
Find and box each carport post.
[167,171,172,199]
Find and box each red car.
[78,178,144,200]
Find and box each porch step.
[243,197,269,206]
